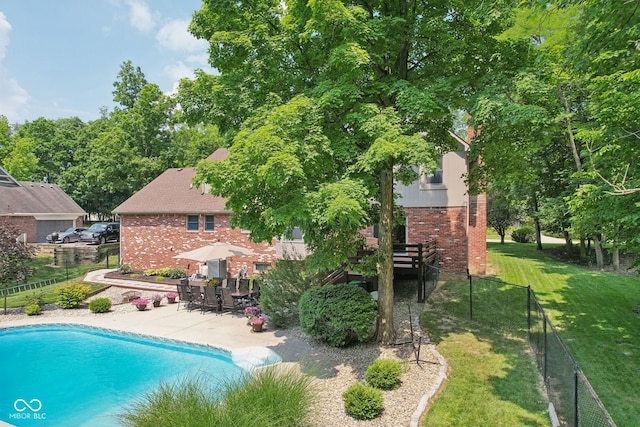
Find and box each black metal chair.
[176,284,193,311]
[219,287,242,313]
[201,286,220,314]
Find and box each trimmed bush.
[56,283,91,308]
[511,226,535,243]
[159,267,186,279]
[299,283,377,347]
[342,381,384,420]
[26,291,45,308]
[89,297,112,313]
[365,359,405,390]
[119,263,133,274]
[25,304,42,316]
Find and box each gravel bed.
[1,285,446,426]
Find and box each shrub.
[89,297,112,313]
[159,267,186,279]
[143,269,160,277]
[56,283,91,308]
[117,366,314,427]
[119,263,133,274]
[25,304,42,316]
[299,283,377,347]
[259,260,318,328]
[26,291,45,308]
[365,359,405,390]
[511,226,536,243]
[342,381,384,420]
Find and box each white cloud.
[156,19,206,53]
[163,61,194,94]
[0,12,11,61]
[125,0,156,32]
[0,12,28,122]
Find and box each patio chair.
[219,287,242,313]
[176,284,194,311]
[226,277,237,291]
[201,286,220,314]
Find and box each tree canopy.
[186,0,521,343]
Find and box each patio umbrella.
[173,242,256,262]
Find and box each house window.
[204,215,214,231]
[424,157,443,184]
[187,215,199,231]
[372,221,407,245]
[253,262,271,273]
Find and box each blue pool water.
[0,324,272,427]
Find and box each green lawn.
[487,242,640,426]
[421,274,549,426]
[2,254,117,308]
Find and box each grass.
[117,366,315,427]
[1,254,118,308]
[420,274,549,426]
[487,242,640,426]
[421,242,640,426]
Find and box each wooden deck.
[328,240,437,302]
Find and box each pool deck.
[1,269,327,370]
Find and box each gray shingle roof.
[112,148,229,215]
[0,181,86,215]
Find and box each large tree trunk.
[376,166,396,345]
[563,230,572,252]
[532,193,543,250]
[593,234,604,270]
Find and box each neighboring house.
[0,166,86,243]
[112,149,276,278]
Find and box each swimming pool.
[0,324,281,427]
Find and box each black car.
[46,227,86,244]
[80,222,120,245]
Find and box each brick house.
[361,133,486,275]
[0,166,86,243]
[114,137,486,277]
[112,149,276,277]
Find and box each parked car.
[46,227,86,244]
[79,222,120,245]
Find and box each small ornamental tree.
[0,218,36,314]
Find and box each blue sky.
[0,0,211,124]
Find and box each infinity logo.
[14,399,43,412]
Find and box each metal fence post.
[543,316,548,389]
[467,268,473,321]
[527,286,531,340]
[574,367,579,427]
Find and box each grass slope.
[487,242,640,426]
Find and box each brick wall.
[468,194,487,275]
[405,206,468,272]
[6,216,37,243]
[120,213,275,276]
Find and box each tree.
[487,188,521,244]
[2,136,39,180]
[0,218,36,314]
[187,0,519,343]
[112,60,148,109]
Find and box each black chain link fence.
[425,265,616,427]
